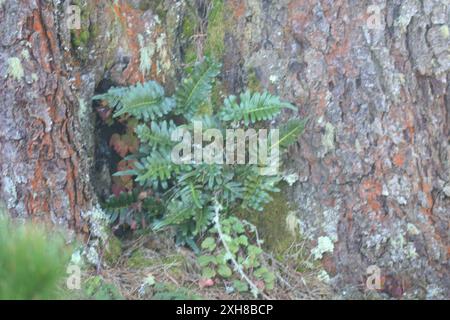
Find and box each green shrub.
[0,213,70,300]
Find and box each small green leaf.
[237,235,249,246]
[217,265,232,278]
[254,267,269,279]
[202,267,216,279]
[228,240,240,254]
[233,280,249,293]
[232,221,245,234]
[247,245,263,257]
[197,255,217,267]
[201,237,216,251]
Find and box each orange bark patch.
[228,0,246,19]
[360,179,382,212]
[32,10,52,73]
[112,1,146,84]
[393,152,405,167]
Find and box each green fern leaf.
[275,118,307,149]
[112,81,175,120]
[134,151,187,189]
[175,58,221,117]
[103,191,139,223]
[220,90,296,126]
[93,87,128,109]
[135,120,177,152]
[242,171,281,211]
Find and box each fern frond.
[181,115,222,131]
[175,58,221,117]
[153,200,196,229]
[93,87,129,109]
[220,90,296,126]
[134,151,187,189]
[276,118,307,149]
[112,81,175,120]
[103,191,138,223]
[221,181,244,204]
[242,171,281,211]
[135,120,177,152]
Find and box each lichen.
[311,236,334,260]
[282,172,299,186]
[246,68,262,92]
[285,211,300,236]
[138,34,155,77]
[7,57,24,81]
[322,122,335,155]
[440,25,449,39]
[81,204,109,242]
[407,223,420,236]
[3,176,17,209]
[394,1,419,33]
[317,270,331,283]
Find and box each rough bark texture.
[0,0,448,298]
[218,0,449,298]
[0,0,182,232]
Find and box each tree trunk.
[0,0,182,233]
[218,0,449,298]
[0,0,448,298]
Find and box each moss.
[239,191,300,257]
[161,255,186,278]
[127,249,185,277]
[204,0,226,60]
[247,68,262,92]
[211,80,226,110]
[127,249,150,269]
[104,236,122,265]
[182,12,196,39]
[181,9,199,66]
[84,276,123,300]
[70,1,99,62]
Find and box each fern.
[242,171,281,211]
[277,118,307,149]
[95,58,306,245]
[133,151,187,189]
[96,81,175,121]
[135,120,177,152]
[174,58,221,118]
[220,90,296,126]
[103,191,139,224]
[93,86,128,109]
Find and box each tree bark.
[0,0,448,298]
[219,0,449,298]
[0,0,182,233]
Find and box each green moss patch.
[239,191,299,257]
[204,0,226,60]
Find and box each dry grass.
[87,231,334,300]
